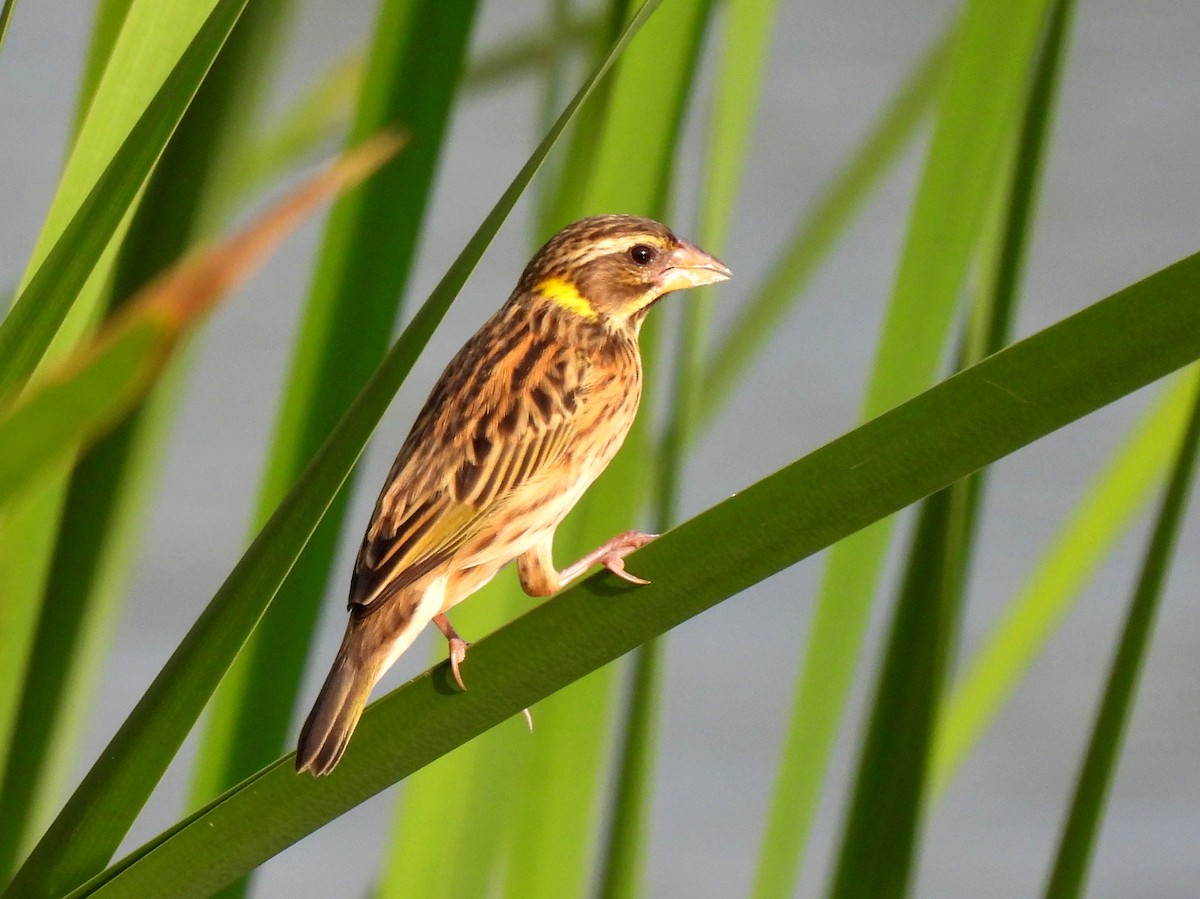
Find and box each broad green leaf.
[754,2,1052,893]
[1043,379,1200,899]
[73,246,1200,899]
[1,7,661,896]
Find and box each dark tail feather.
[296,648,377,776]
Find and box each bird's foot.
[447,636,469,691]
[434,614,470,690]
[594,530,658,585]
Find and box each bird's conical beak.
[658,240,733,294]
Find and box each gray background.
[2,0,1199,896]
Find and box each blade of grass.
[376,587,531,899]
[931,366,1200,793]
[70,246,1200,899]
[502,3,716,897]
[752,3,1052,894]
[0,2,296,874]
[190,0,482,825]
[1,8,663,895]
[0,0,251,837]
[223,10,601,210]
[0,0,231,772]
[1042,373,1200,899]
[824,2,1076,892]
[0,0,15,57]
[828,481,969,898]
[376,6,596,893]
[599,0,782,894]
[74,0,138,137]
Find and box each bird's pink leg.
[433,613,469,690]
[518,531,658,597]
[436,612,534,728]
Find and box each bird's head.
[518,214,731,331]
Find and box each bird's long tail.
[296,581,445,775]
[295,636,380,776]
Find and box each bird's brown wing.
[349,317,589,612]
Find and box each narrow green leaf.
[695,0,781,251]
[0,1,253,853]
[73,0,136,136]
[504,3,716,897]
[753,2,1052,893]
[0,133,399,515]
[0,0,16,57]
[377,589,530,899]
[828,483,969,899]
[595,628,664,899]
[931,367,1200,792]
[0,370,180,878]
[191,0,482,822]
[1,8,661,897]
[0,133,402,899]
[599,0,780,891]
[0,0,249,399]
[1043,372,1200,899]
[825,2,1077,892]
[0,321,170,506]
[224,12,601,204]
[74,247,1200,899]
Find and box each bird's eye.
[628,244,656,266]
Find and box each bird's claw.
[447,636,469,691]
[602,553,652,585]
[601,530,658,585]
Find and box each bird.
[295,214,731,775]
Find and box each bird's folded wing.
[349,339,587,612]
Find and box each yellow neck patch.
[534,276,598,320]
